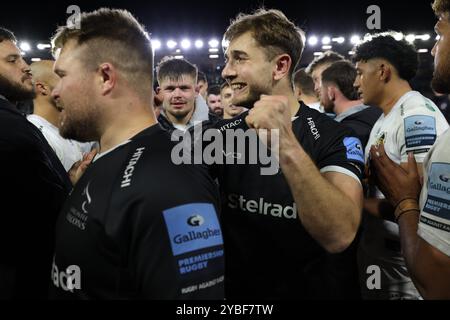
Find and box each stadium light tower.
[151,39,161,50]
[308,36,318,46]
[20,42,31,52]
[208,38,219,48]
[167,40,177,49]
[195,39,204,49]
[321,36,331,45]
[350,35,361,45]
[181,39,191,49]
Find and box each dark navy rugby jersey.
[0,98,71,299]
[337,105,382,150]
[50,124,224,299]
[207,102,364,299]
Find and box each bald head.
[30,60,62,116]
[30,60,59,88]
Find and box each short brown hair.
[0,27,16,43]
[433,0,450,15]
[223,8,305,82]
[51,8,153,99]
[293,68,315,96]
[156,56,197,84]
[306,51,344,75]
[321,61,359,101]
[207,85,221,96]
[220,81,230,92]
[197,71,207,84]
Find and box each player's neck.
[32,99,60,127]
[288,94,301,117]
[223,112,233,120]
[379,81,412,115]
[99,102,157,153]
[273,83,301,117]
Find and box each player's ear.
[273,54,292,81]
[97,63,116,96]
[294,86,302,100]
[379,63,392,82]
[327,86,334,101]
[35,82,49,96]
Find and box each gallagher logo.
[187,215,205,227]
[163,203,223,256]
[439,174,450,183]
[414,120,424,126]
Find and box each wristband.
[394,197,418,209]
[395,208,420,223]
[394,198,420,223]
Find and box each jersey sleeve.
[417,154,450,257]
[396,98,449,163]
[119,153,225,299]
[130,199,224,299]
[314,119,365,184]
[418,220,450,257]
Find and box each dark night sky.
[0,0,437,41]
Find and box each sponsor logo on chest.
[121,147,145,188]
[307,117,320,140]
[227,193,298,220]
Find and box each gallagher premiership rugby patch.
[163,203,223,256]
[423,163,450,222]
[343,137,364,163]
[404,115,437,149]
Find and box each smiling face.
[160,74,197,122]
[0,40,35,102]
[432,13,450,94]
[221,31,274,108]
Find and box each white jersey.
[27,114,94,171]
[360,91,449,299]
[305,101,324,113]
[418,128,450,257]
